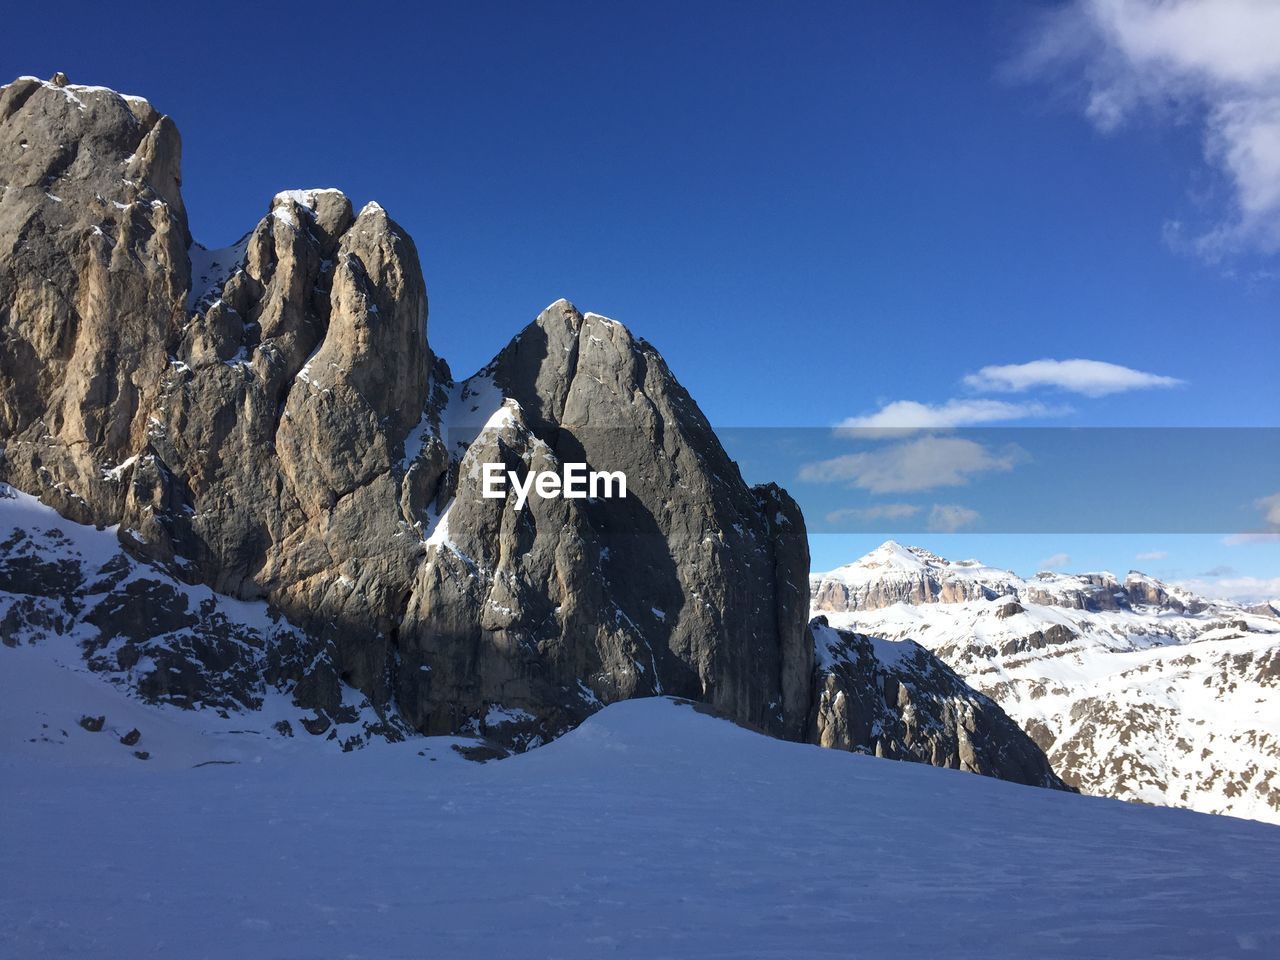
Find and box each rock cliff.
[2,76,1064,792]
[0,75,809,746]
[812,541,1280,821]
[810,617,1069,789]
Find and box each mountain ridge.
[812,540,1280,822]
[0,72,810,745]
[0,73,1076,793]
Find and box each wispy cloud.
[1136,549,1168,561]
[1223,492,1280,543]
[1015,0,1280,259]
[1258,491,1280,526]
[1223,532,1280,545]
[824,503,921,525]
[963,358,1183,397]
[836,398,1069,434]
[1038,552,1072,570]
[1174,575,1280,604]
[1199,564,1238,578]
[799,436,1024,494]
[927,504,981,533]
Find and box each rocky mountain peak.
[813,543,1218,617]
[812,543,1280,822]
[813,541,1022,612]
[0,75,1071,798]
[0,74,190,525]
[809,616,1069,790]
[0,75,818,752]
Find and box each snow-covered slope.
[809,618,1068,788]
[3,695,1278,959]
[812,542,1280,823]
[2,696,1280,957]
[0,482,1072,785]
[4,539,1275,956]
[0,482,541,751]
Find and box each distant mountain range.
[811,541,1280,823]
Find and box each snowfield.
[812,542,1280,822]
[3,670,1278,959]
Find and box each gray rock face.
[0,74,809,747]
[0,492,409,750]
[811,542,1210,618]
[811,542,1280,820]
[1,77,188,526]
[464,302,814,736]
[0,76,1066,791]
[809,617,1070,790]
[810,544,1023,613]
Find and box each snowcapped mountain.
[0,482,424,750]
[3,482,1069,790]
[809,618,1068,789]
[0,74,814,745]
[811,542,1280,823]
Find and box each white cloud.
[1136,549,1168,561]
[962,358,1182,397]
[1173,575,1280,604]
[1017,0,1280,258]
[836,398,1069,434]
[824,504,921,525]
[1223,493,1280,543]
[1038,552,1073,570]
[798,436,1023,494]
[1223,532,1280,545]
[1257,491,1280,527]
[927,504,981,533]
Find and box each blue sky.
[4,1,1277,597]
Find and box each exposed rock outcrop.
[0,75,809,748]
[812,541,1280,822]
[0,76,188,525]
[809,617,1069,790]
[1,76,1067,794]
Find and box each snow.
[402,370,519,551]
[99,454,138,482]
[423,502,455,550]
[868,634,917,669]
[399,406,436,468]
[273,187,343,209]
[187,234,251,313]
[0,483,421,752]
[814,541,1280,823]
[2,694,1278,958]
[483,705,536,726]
[437,370,508,453]
[271,203,297,228]
[812,619,844,669]
[3,490,1279,954]
[0,483,122,569]
[422,399,517,555]
[817,539,1021,596]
